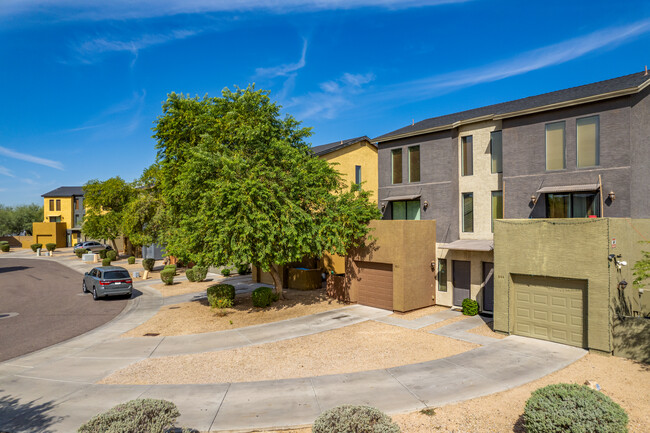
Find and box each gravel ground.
[101,321,477,384]
[122,289,348,337]
[234,354,649,433]
[148,279,220,297]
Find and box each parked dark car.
[74,241,112,253]
[83,266,133,300]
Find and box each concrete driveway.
[0,258,129,363]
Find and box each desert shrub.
[75,248,87,258]
[221,268,231,277]
[160,269,175,285]
[0,240,7,245]
[107,250,117,261]
[524,383,628,433]
[313,405,401,433]
[192,266,207,281]
[207,284,236,302]
[77,398,181,433]
[128,256,135,265]
[45,243,56,252]
[251,286,276,308]
[164,264,177,274]
[0,244,9,252]
[102,258,111,266]
[236,264,249,275]
[30,243,42,252]
[99,249,107,259]
[208,295,234,310]
[143,258,155,271]
[185,268,196,282]
[462,298,479,316]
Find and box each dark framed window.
[55,199,61,211]
[546,192,599,218]
[391,200,421,220]
[49,199,54,211]
[75,198,80,210]
[546,121,566,170]
[392,149,402,184]
[490,131,502,173]
[491,190,503,232]
[50,216,61,222]
[577,116,599,168]
[408,145,420,182]
[462,193,473,232]
[461,136,473,176]
[355,165,362,185]
[438,259,447,292]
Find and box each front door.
[483,262,494,312]
[452,260,471,307]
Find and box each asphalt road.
[0,259,129,363]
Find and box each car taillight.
[124,279,132,284]
[99,281,110,286]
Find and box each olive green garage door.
[512,275,586,348]
[355,261,393,310]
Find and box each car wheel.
[92,287,98,301]
[82,281,88,293]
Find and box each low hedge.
[75,248,87,258]
[102,258,111,266]
[142,258,155,271]
[251,286,278,308]
[236,264,250,275]
[187,266,208,282]
[207,284,236,302]
[313,405,401,433]
[462,298,479,316]
[160,269,175,285]
[45,243,56,252]
[221,268,231,277]
[164,264,177,275]
[30,243,42,252]
[77,398,181,433]
[0,244,9,252]
[128,256,135,265]
[107,250,117,261]
[99,249,108,259]
[524,383,628,433]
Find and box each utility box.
[143,244,165,260]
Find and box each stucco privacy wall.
[348,220,436,312]
[493,218,611,352]
[32,222,67,248]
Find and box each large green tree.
[153,86,380,297]
[0,204,43,236]
[82,177,134,251]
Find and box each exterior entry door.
[483,262,494,312]
[453,260,471,307]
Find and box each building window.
[462,193,473,232]
[50,216,61,222]
[546,121,566,170]
[355,165,362,185]
[408,145,420,182]
[438,259,447,292]
[461,136,473,176]
[577,116,599,168]
[491,190,503,232]
[546,192,599,218]
[490,131,502,173]
[391,200,421,220]
[49,199,54,211]
[75,198,80,210]
[55,199,61,211]
[392,149,402,184]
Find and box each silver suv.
[74,241,112,253]
[83,266,133,300]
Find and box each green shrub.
[143,258,155,271]
[77,398,181,433]
[128,256,135,265]
[30,243,42,252]
[236,264,249,274]
[462,298,479,316]
[221,268,231,277]
[106,250,117,261]
[185,268,196,282]
[251,286,276,308]
[102,258,111,266]
[0,240,7,245]
[164,264,177,274]
[75,248,87,258]
[207,284,236,302]
[99,249,107,259]
[524,383,628,433]
[192,266,208,282]
[161,269,175,285]
[208,295,234,310]
[45,243,56,252]
[0,244,9,252]
[313,405,401,433]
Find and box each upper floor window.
[355,165,362,185]
[462,192,473,232]
[391,149,402,184]
[546,121,566,170]
[408,145,420,182]
[392,200,420,220]
[546,192,599,218]
[49,199,54,211]
[55,199,61,211]
[577,116,599,168]
[461,136,473,176]
[490,131,502,173]
[491,190,503,232]
[75,198,80,210]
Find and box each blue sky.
[1,0,649,205]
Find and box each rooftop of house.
[311,136,375,156]
[376,70,650,142]
[42,186,85,198]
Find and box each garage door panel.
[355,261,393,311]
[513,275,586,348]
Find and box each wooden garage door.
[513,275,586,348]
[356,261,393,310]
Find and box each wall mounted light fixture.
[530,195,537,205]
[380,202,386,212]
[423,201,429,210]
[608,191,616,201]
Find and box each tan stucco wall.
[321,141,378,203]
[347,220,436,312]
[458,121,502,240]
[435,245,494,310]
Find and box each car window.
[103,271,130,280]
[89,269,97,277]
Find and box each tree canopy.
[82,177,134,251]
[153,86,380,296]
[0,204,43,236]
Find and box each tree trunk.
[110,238,119,254]
[268,264,284,300]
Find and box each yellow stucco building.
[35,186,86,247]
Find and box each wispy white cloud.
[0,166,15,178]
[256,39,308,78]
[0,147,64,170]
[1,0,471,21]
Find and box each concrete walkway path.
[0,252,586,432]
